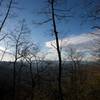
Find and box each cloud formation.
[45,30,100,60]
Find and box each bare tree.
[9,19,30,100]
[90,30,100,62]
[45,1,63,99]
[80,0,100,63]
[34,0,71,99]
[67,47,84,100]
[19,42,39,100]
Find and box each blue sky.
[1,0,99,42]
[4,0,97,37]
[0,0,100,60]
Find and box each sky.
[0,0,100,61]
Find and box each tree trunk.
[29,62,35,100]
[51,1,64,100]
[13,59,16,100]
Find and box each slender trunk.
[13,59,16,100]
[72,60,78,100]
[16,60,23,100]
[51,1,64,100]
[13,44,18,100]
[17,60,23,86]
[35,57,40,89]
[29,62,35,100]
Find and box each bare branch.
[51,42,57,49]
[0,0,13,32]
[0,34,7,41]
[0,0,3,7]
[33,18,52,25]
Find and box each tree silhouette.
[9,19,30,100]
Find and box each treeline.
[0,61,100,100]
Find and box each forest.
[0,0,100,100]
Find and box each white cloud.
[45,30,100,60]
[46,33,99,49]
